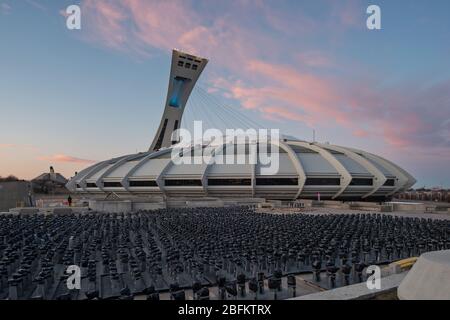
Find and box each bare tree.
[0,175,19,182]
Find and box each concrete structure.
[86,196,265,212]
[398,250,450,300]
[290,272,406,300]
[66,49,416,202]
[32,166,68,194]
[0,180,33,211]
[150,50,208,151]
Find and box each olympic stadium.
[66,50,416,202]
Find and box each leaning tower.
[149,50,208,151]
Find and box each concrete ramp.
[398,250,450,300]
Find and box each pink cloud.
[214,60,351,127]
[59,9,69,18]
[0,143,15,148]
[79,0,450,160]
[80,0,277,71]
[214,59,450,158]
[82,0,129,50]
[330,0,362,28]
[255,1,318,36]
[38,154,96,164]
[352,129,369,138]
[296,51,334,68]
[262,106,310,123]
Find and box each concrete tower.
[149,49,208,151]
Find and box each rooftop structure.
[33,166,68,194]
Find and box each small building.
[32,167,68,194]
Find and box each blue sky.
[0,0,449,188]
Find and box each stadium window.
[192,64,198,70]
[325,149,344,155]
[256,178,298,186]
[349,178,373,186]
[185,63,191,68]
[129,180,158,187]
[86,183,97,188]
[256,143,287,154]
[177,61,184,67]
[179,55,186,59]
[208,179,251,186]
[76,184,81,188]
[165,180,202,187]
[103,182,122,188]
[304,178,340,186]
[383,179,395,186]
[288,145,318,153]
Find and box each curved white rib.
[288,141,352,199]
[121,149,171,192]
[95,153,141,191]
[78,156,128,192]
[316,143,387,199]
[65,163,100,192]
[374,154,416,190]
[276,140,306,200]
[348,148,409,195]
[155,146,206,195]
[200,143,234,196]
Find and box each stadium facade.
[66,50,416,201]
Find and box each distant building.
[397,188,450,203]
[32,166,68,194]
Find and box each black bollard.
[287,275,296,297]
[237,273,246,297]
[248,278,258,300]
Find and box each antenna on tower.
[312,129,316,143]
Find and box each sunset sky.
[0,0,449,188]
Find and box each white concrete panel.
[333,154,369,174]
[106,161,140,178]
[165,159,208,176]
[295,153,339,175]
[256,153,297,175]
[131,158,172,177]
[362,156,394,176]
[88,164,115,181]
[208,163,252,176]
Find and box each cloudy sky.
[0,0,449,187]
